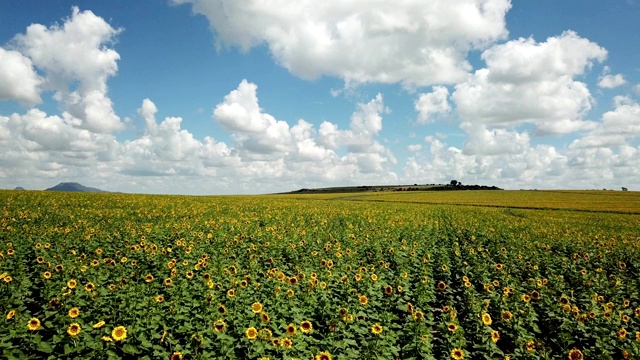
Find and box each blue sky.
[1,0,639,194]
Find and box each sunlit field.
[1,190,639,359]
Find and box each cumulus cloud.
[174,0,511,87]
[461,123,530,156]
[0,48,43,106]
[213,80,395,175]
[570,96,640,148]
[11,7,124,133]
[598,74,626,89]
[415,86,450,124]
[452,31,606,134]
[598,66,626,88]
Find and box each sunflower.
[413,310,425,322]
[93,321,105,329]
[315,351,332,360]
[85,282,96,292]
[260,328,273,340]
[252,302,263,313]
[406,303,414,314]
[261,312,270,323]
[522,294,531,303]
[286,323,297,336]
[27,318,41,331]
[67,323,81,336]
[501,311,513,321]
[145,274,154,283]
[68,307,80,318]
[227,289,235,298]
[384,285,393,295]
[437,281,447,291]
[67,279,77,289]
[217,304,227,315]
[6,310,16,320]
[164,278,173,286]
[43,272,52,279]
[281,337,293,348]
[618,328,627,338]
[213,319,226,332]
[371,323,383,335]
[301,320,313,333]
[447,323,457,332]
[371,274,378,281]
[185,271,194,279]
[339,307,349,318]
[451,348,464,359]
[491,330,500,343]
[171,352,183,360]
[102,336,113,342]
[526,340,535,352]
[112,326,127,341]
[246,326,258,340]
[531,290,541,301]
[155,295,164,303]
[354,274,362,282]
[359,295,368,305]
[481,313,492,326]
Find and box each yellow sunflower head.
[67,323,81,336]
[27,318,41,331]
[112,326,127,341]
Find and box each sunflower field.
[1,189,640,360]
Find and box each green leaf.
[37,341,53,353]
[122,344,141,354]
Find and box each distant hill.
[45,182,107,193]
[14,186,25,191]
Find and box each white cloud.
[415,86,450,124]
[598,66,626,88]
[634,83,640,96]
[598,74,626,89]
[0,48,43,106]
[452,31,606,134]
[570,96,640,148]
[214,80,275,133]
[12,7,124,133]
[407,144,422,152]
[461,123,530,156]
[174,0,511,87]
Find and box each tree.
[450,180,458,186]
[622,187,628,191]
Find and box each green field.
[1,190,639,359]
